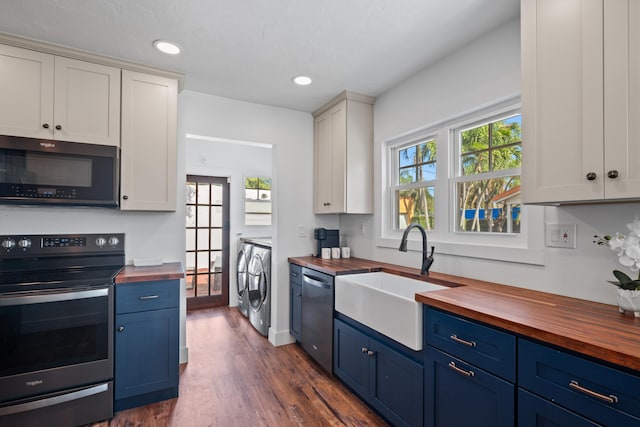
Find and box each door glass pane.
[197,183,210,204]
[197,229,209,250]
[197,206,210,227]
[210,229,222,250]
[186,183,196,204]
[212,206,223,227]
[211,184,223,204]
[186,206,196,227]
[186,229,196,251]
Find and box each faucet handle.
[429,246,435,257]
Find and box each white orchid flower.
[626,218,640,236]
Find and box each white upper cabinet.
[120,70,178,211]
[0,44,120,146]
[313,91,374,214]
[521,0,640,204]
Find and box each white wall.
[178,90,317,346]
[185,137,272,308]
[339,18,640,306]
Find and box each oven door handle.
[0,288,109,306]
[0,383,109,416]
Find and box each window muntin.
[393,138,436,230]
[455,113,521,234]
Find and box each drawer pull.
[569,380,618,404]
[450,334,476,347]
[448,361,474,377]
[139,295,159,300]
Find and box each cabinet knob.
[122,195,129,200]
[367,350,375,357]
[361,347,368,354]
[55,125,62,130]
[42,123,49,129]
[607,170,619,179]
[117,326,125,332]
[586,172,597,181]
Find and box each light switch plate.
[546,223,576,248]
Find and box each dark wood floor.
[93,307,387,426]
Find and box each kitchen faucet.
[398,223,435,275]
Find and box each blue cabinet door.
[518,388,601,427]
[290,282,301,341]
[115,307,179,400]
[370,339,423,427]
[334,319,370,398]
[425,346,514,427]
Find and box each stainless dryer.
[236,240,253,317]
[246,241,271,336]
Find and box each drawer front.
[424,307,516,381]
[290,263,302,285]
[519,339,640,425]
[518,388,601,427]
[116,280,179,314]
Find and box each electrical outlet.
[546,223,576,248]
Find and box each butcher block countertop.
[115,262,184,284]
[289,256,640,372]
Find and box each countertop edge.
[115,262,185,284]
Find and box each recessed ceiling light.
[153,40,182,55]
[292,75,312,86]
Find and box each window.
[453,113,522,233]
[393,138,436,230]
[244,176,272,226]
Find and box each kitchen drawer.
[518,388,600,427]
[519,339,640,425]
[290,263,302,285]
[116,280,179,314]
[424,307,515,381]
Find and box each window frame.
[243,175,272,226]
[378,98,545,266]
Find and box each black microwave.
[0,135,119,207]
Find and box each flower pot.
[616,288,640,317]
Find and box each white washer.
[236,240,253,317]
[246,242,271,336]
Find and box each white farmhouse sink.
[335,272,447,350]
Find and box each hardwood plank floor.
[92,307,388,426]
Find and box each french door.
[185,175,230,310]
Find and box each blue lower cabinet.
[334,318,423,427]
[425,346,514,427]
[115,280,179,411]
[518,388,601,427]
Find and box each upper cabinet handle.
[55,125,62,130]
[42,123,49,129]
[607,170,619,179]
[586,172,597,181]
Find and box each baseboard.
[268,328,296,347]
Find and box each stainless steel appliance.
[0,135,119,207]
[236,239,253,317]
[245,238,271,336]
[0,233,124,427]
[300,267,334,372]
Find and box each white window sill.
[376,237,545,266]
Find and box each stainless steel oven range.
[0,233,124,427]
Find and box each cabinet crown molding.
[0,32,185,91]
[312,90,375,118]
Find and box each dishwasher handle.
[303,274,332,289]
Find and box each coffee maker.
[314,228,339,257]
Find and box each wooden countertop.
[289,256,640,372]
[115,262,184,284]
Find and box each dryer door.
[236,246,251,297]
[247,254,267,311]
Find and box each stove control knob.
[95,237,107,247]
[108,236,120,247]
[1,238,15,250]
[18,238,32,249]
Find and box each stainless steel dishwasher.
[300,267,334,372]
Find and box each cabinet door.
[314,101,346,213]
[518,388,601,427]
[115,307,179,400]
[290,282,301,341]
[603,0,640,199]
[425,347,514,427]
[0,44,53,139]
[333,319,370,398]
[521,0,604,203]
[370,340,423,427]
[53,57,120,146]
[120,70,177,211]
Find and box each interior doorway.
[185,175,230,310]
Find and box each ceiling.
[0,0,519,112]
